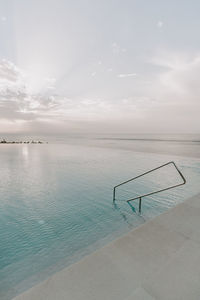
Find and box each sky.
[0,0,200,136]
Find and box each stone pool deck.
[14,193,200,300]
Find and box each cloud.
[151,52,200,98]
[0,60,59,123]
[157,21,163,28]
[143,52,200,132]
[44,77,56,85]
[0,60,122,129]
[111,42,126,55]
[0,60,22,83]
[1,52,200,135]
[117,73,137,78]
[1,16,7,22]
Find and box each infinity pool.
[0,143,200,299]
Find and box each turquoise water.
[0,142,200,299]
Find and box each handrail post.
[113,187,116,202]
[139,197,142,213]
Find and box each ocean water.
[0,138,200,299]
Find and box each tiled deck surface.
[13,193,200,300]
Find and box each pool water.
[0,143,200,299]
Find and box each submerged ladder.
[113,161,186,213]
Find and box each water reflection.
[113,200,148,224]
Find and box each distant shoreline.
[0,139,47,144]
[97,137,200,143]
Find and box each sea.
[0,134,200,299]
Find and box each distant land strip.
[0,139,47,144]
[97,138,200,143]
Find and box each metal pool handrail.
[113,161,186,213]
